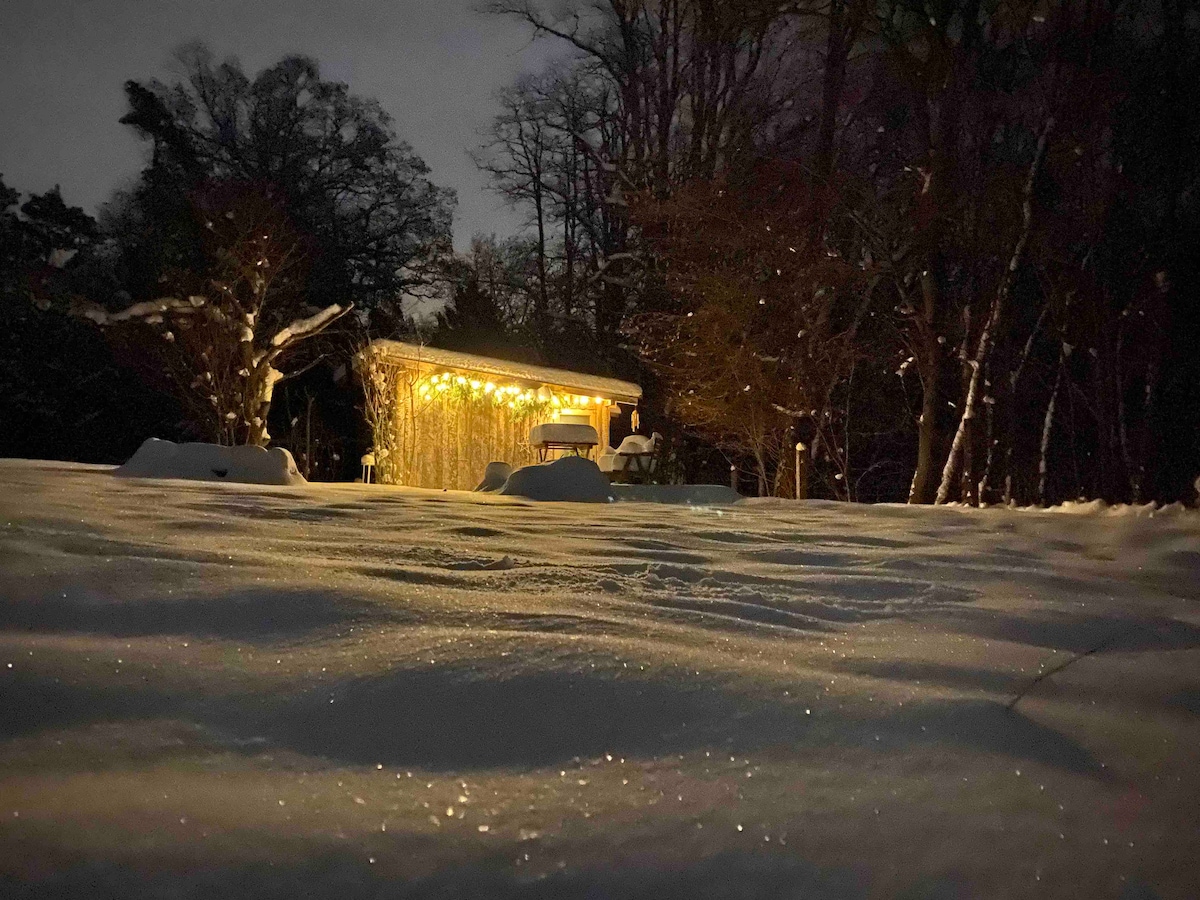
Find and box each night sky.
[0,0,558,248]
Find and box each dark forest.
[3,0,1197,505]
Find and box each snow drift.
[114,438,305,486]
[498,455,615,502]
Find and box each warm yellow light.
[551,395,562,407]
[429,374,440,384]
[579,396,590,406]
[436,382,448,392]
[484,382,495,394]
[455,375,467,385]
[593,396,603,405]
[470,380,481,389]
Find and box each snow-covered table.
[599,432,661,483]
[529,423,599,461]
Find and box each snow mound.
[114,438,305,486]
[499,456,615,503]
[612,483,741,505]
[474,461,513,493]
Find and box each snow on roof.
[369,339,643,404]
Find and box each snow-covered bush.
[115,437,304,485]
[499,456,615,502]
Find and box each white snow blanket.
[114,438,305,485]
[498,455,615,502]
[1,457,1198,899]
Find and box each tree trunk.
[1003,306,1048,504]
[815,0,857,184]
[908,273,942,504]
[243,367,274,447]
[1038,346,1069,505]
[533,179,550,333]
[978,386,996,503]
[909,371,941,504]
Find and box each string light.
[408,371,615,416]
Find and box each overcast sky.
[0,0,559,249]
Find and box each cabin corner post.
[357,349,403,485]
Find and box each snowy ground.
[1,458,1198,899]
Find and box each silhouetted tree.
[114,43,455,324]
[0,177,182,462]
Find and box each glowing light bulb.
[484,383,495,394]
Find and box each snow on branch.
[269,303,350,350]
[587,251,642,286]
[76,295,207,326]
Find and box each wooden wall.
[365,360,616,490]
[389,389,549,490]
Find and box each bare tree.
[479,1,797,345]
[627,162,876,496]
[74,183,349,446]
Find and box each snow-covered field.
[1,458,1198,899]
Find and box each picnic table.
[529,423,599,462]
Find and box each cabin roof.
[368,340,643,404]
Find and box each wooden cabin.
[360,340,642,490]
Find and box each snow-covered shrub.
[115,437,304,485]
[499,456,614,502]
